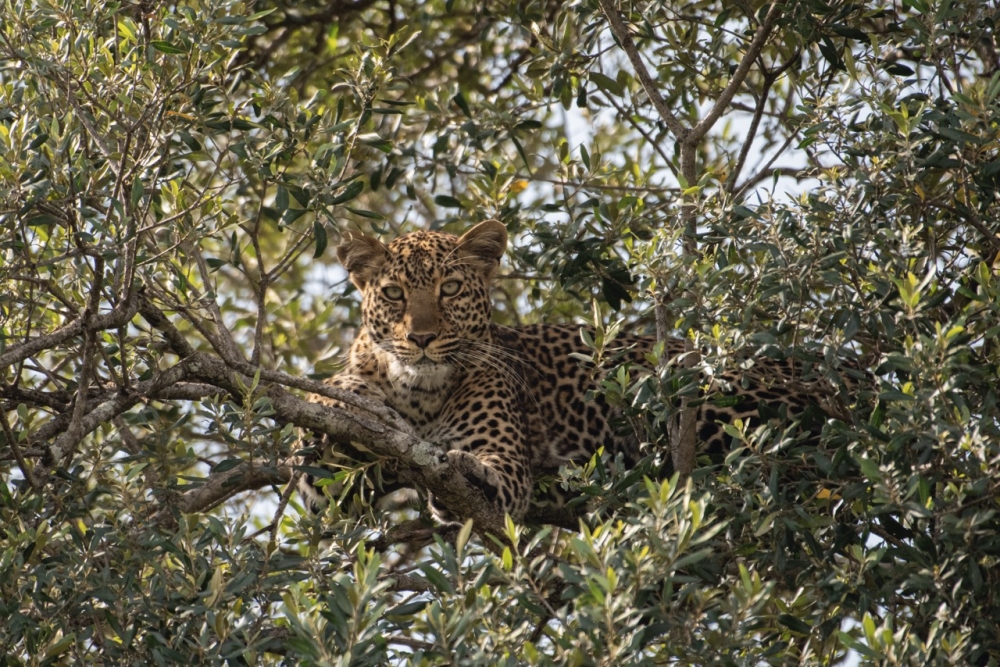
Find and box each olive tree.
[2,0,999,663]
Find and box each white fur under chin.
[387,356,455,390]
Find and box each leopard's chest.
[382,386,449,430]
[381,371,537,451]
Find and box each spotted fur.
[299,221,845,522]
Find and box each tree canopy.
[2,0,1000,663]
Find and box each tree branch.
[0,286,141,372]
[193,250,248,365]
[598,0,689,141]
[688,2,781,143]
[1,408,41,491]
[62,256,104,465]
[735,165,805,195]
[171,460,292,515]
[170,353,513,542]
[37,357,196,476]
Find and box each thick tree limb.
[656,302,696,480]
[137,293,197,357]
[0,385,73,410]
[139,295,411,431]
[0,287,141,372]
[35,357,197,478]
[175,353,512,541]
[152,382,226,401]
[172,461,292,514]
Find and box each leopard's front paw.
[446,450,501,504]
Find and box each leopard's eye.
[382,285,404,301]
[440,280,461,297]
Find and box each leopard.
[297,220,852,523]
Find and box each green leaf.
[515,120,542,131]
[130,178,144,208]
[453,91,472,117]
[281,208,307,225]
[28,133,49,150]
[212,458,243,473]
[360,137,393,153]
[456,519,473,555]
[247,8,277,19]
[779,614,813,635]
[857,456,882,482]
[292,465,338,479]
[418,563,455,594]
[386,599,429,616]
[434,194,462,208]
[42,633,76,661]
[330,180,365,205]
[510,134,531,173]
[25,214,60,227]
[313,220,328,257]
[590,71,624,97]
[150,40,185,54]
[275,185,289,213]
[344,206,384,219]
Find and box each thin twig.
[2,409,41,491]
[194,249,248,364]
[262,469,303,580]
[62,256,104,466]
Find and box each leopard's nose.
[407,332,438,348]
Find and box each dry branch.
[0,287,141,372]
[173,460,292,514]
[127,344,517,541]
[34,357,198,478]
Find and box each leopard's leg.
[296,373,399,514]
[426,376,533,523]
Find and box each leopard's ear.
[336,231,387,289]
[456,219,508,278]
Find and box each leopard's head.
[336,220,508,388]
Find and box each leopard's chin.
[387,355,456,390]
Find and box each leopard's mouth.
[386,351,456,389]
[400,346,450,367]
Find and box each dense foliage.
[2,0,999,663]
